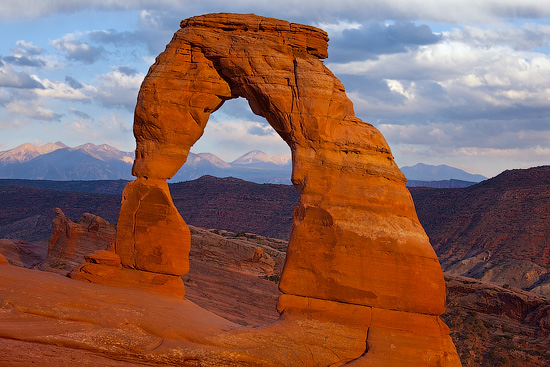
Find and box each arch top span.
[132,13,380,183]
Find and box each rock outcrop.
[71,13,460,366]
[45,208,116,273]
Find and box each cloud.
[379,120,550,151]
[1,55,46,67]
[190,98,290,159]
[62,112,134,150]
[32,76,95,100]
[192,117,290,160]
[88,29,143,47]
[116,65,139,76]
[65,76,84,89]
[1,0,550,24]
[5,100,62,121]
[51,33,105,64]
[68,108,92,119]
[330,30,550,120]
[0,64,44,88]
[326,21,442,62]
[93,67,145,109]
[12,40,45,56]
[0,89,11,106]
[448,24,550,51]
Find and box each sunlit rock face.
[106,13,460,366]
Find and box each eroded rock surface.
[71,13,460,366]
[0,238,45,268]
[45,208,116,273]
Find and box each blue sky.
[0,1,549,177]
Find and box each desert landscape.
[2,165,550,365]
[1,5,549,367]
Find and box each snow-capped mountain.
[0,142,67,164]
[170,151,292,183]
[0,142,134,180]
[0,143,292,183]
[0,143,487,187]
[230,150,291,167]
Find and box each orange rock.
[0,253,8,265]
[78,12,461,365]
[70,250,186,299]
[46,208,116,273]
[343,307,460,366]
[132,13,447,311]
[115,178,190,276]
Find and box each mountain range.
[0,142,486,185]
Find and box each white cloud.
[448,24,550,51]
[315,20,362,36]
[32,76,96,100]
[93,67,145,109]
[5,100,62,121]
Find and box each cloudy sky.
[0,1,549,177]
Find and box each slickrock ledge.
[67,12,461,366]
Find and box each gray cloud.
[117,65,138,76]
[2,0,550,24]
[327,21,441,62]
[51,36,105,64]
[0,65,44,88]
[64,76,84,89]
[68,107,92,119]
[88,29,143,46]
[2,55,46,67]
[11,40,45,56]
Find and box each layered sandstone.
[45,208,116,273]
[70,13,460,366]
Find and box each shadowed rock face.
[74,13,460,366]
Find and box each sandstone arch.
[76,13,461,366]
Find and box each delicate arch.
[102,13,461,366]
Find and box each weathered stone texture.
[45,208,116,272]
[76,13,460,366]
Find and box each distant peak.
[231,150,291,166]
[0,141,66,164]
[401,162,487,182]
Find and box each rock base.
[70,250,186,299]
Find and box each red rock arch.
[110,13,461,366]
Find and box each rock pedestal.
[73,13,461,366]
